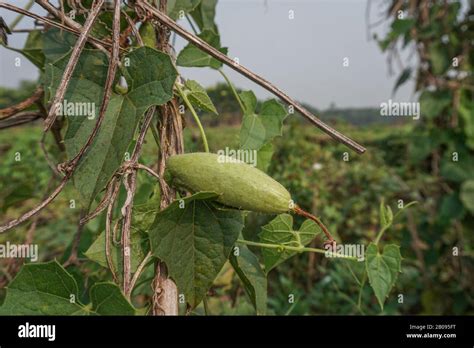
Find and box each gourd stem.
[236,239,357,260]
[293,205,336,246]
[175,83,210,153]
[218,68,246,113]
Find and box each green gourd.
[166,152,292,214]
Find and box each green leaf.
[393,67,411,95]
[184,79,218,114]
[229,244,267,315]
[43,29,78,63]
[239,91,288,150]
[89,282,135,315]
[460,180,474,214]
[439,193,465,221]
[0,260,136,315]
[365,243,402,310]
[391,19,415,36]
[419,90,451,118]
[149,192,244,308]
[46,46,177,206]
[0,261,87,315]
[190,0,218,32]
[239,90,258,113]
[167,0,201,20]
[259,214,321,273]
[177,29,228,69]
[378,18,415,51]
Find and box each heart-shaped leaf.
[239,90,288,150]
[149,192,244,308]
[45,46,178,206]
[365,243,402,310]
[0,261,134,315]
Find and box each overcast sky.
[0,0,418,109]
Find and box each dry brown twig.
[43,0,105,131]
[121,9,144,47]
[0,111,42,129]
[105,178,121,284]
[121,106,156,298]
[35,0,110,55]
[62,209,87,267]
[0,2,113,51]
[80,176,119,225]
[0,86,43,119]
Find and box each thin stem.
[293,205,335,245]
[105,181,120,284]
[185,14,198,35]
[8,0,34,30]
[203,296,210,315]
[122,9,144,46]
[136,163,161,181]
[375,201,418,245]
[150,121,161,150]
[35,0,110,55]
[218,68,245,113]
[0,176,68,233]
[0,86,44,119]
[235,239,358,261]
[175,83,209,153]
[128,251,152,298]
[39,131,61,177]
[80,176,119,225]
[0,111,42,129]
[62,209,87,267]
[374,225,389,245]
[357,273,367,311]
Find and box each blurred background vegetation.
[0,0,473,315]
